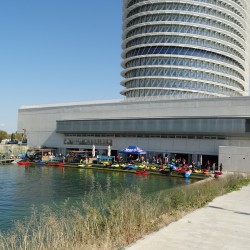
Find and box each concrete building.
[121,0,250,99]
[18,96,250,172]
[17,0,250,172]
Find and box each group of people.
[205,160,223,173]
[162,157,224,173]
[118,153,223,173]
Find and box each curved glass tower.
[121,0,249,100]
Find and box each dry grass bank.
[0,173,249,250]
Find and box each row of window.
[126,13,243,40]
[125,24,243,53]
[125,35,243,60]
[58,118,246,136]
[65,133,226,140]
[123,80,243,95]
[64,138,112,146]
[126,3,244,29]
[127,0,244,11]
[193,0,244,11]
[124,88,241,97]
[124,68,244,90]
[124,57,244,81]
[125,46,244,71]
[124,77,242,89]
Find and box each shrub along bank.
[0,173,249,250]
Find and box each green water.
[0,164,196,232]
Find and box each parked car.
[7,140,18,144]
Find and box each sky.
[0,0,123,133]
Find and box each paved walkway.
[126,183,250,250]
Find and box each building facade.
[121,0,249,100]
[18,97,250,172]
[17,1,250,172]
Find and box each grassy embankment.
[0,173,249,250]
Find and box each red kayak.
[47,162,64,167]
[203,170,210,175]
[18,161,31,166]
[54,162,64,167]
[214,171,223,175]
[135,171,149,175]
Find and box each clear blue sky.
[0,0,123,133]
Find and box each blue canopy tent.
[119,146,147,155]
[119,146,147,163]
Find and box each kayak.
[111,164,120,168]
[35,160,46,165]
[18,161,31,166]
[126,164,138,170]
[184,170,192,178]
[78,164,85,167]
[135,171,149,175]
[214,171,223,175]
[47,162,64,167]
[193,169,201,173]
[203,170,210,175]
[138,164,146,169]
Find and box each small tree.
[0,130,9,142]
[15,133,23,141]
[10,133,15,141]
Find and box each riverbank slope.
[126,180,250,250]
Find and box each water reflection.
[0,164,197,232]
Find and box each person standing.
[212,162,216,173]
[206,160,211,171]
[219,163,223,172]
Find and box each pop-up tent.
[119,146,146,155]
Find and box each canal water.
[0,164,196,232]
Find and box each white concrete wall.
[17,97,250,172]
[219,146,250,173]
[18,96,250,127]
[18,96,250,148]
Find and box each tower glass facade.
[121,0,249,100]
